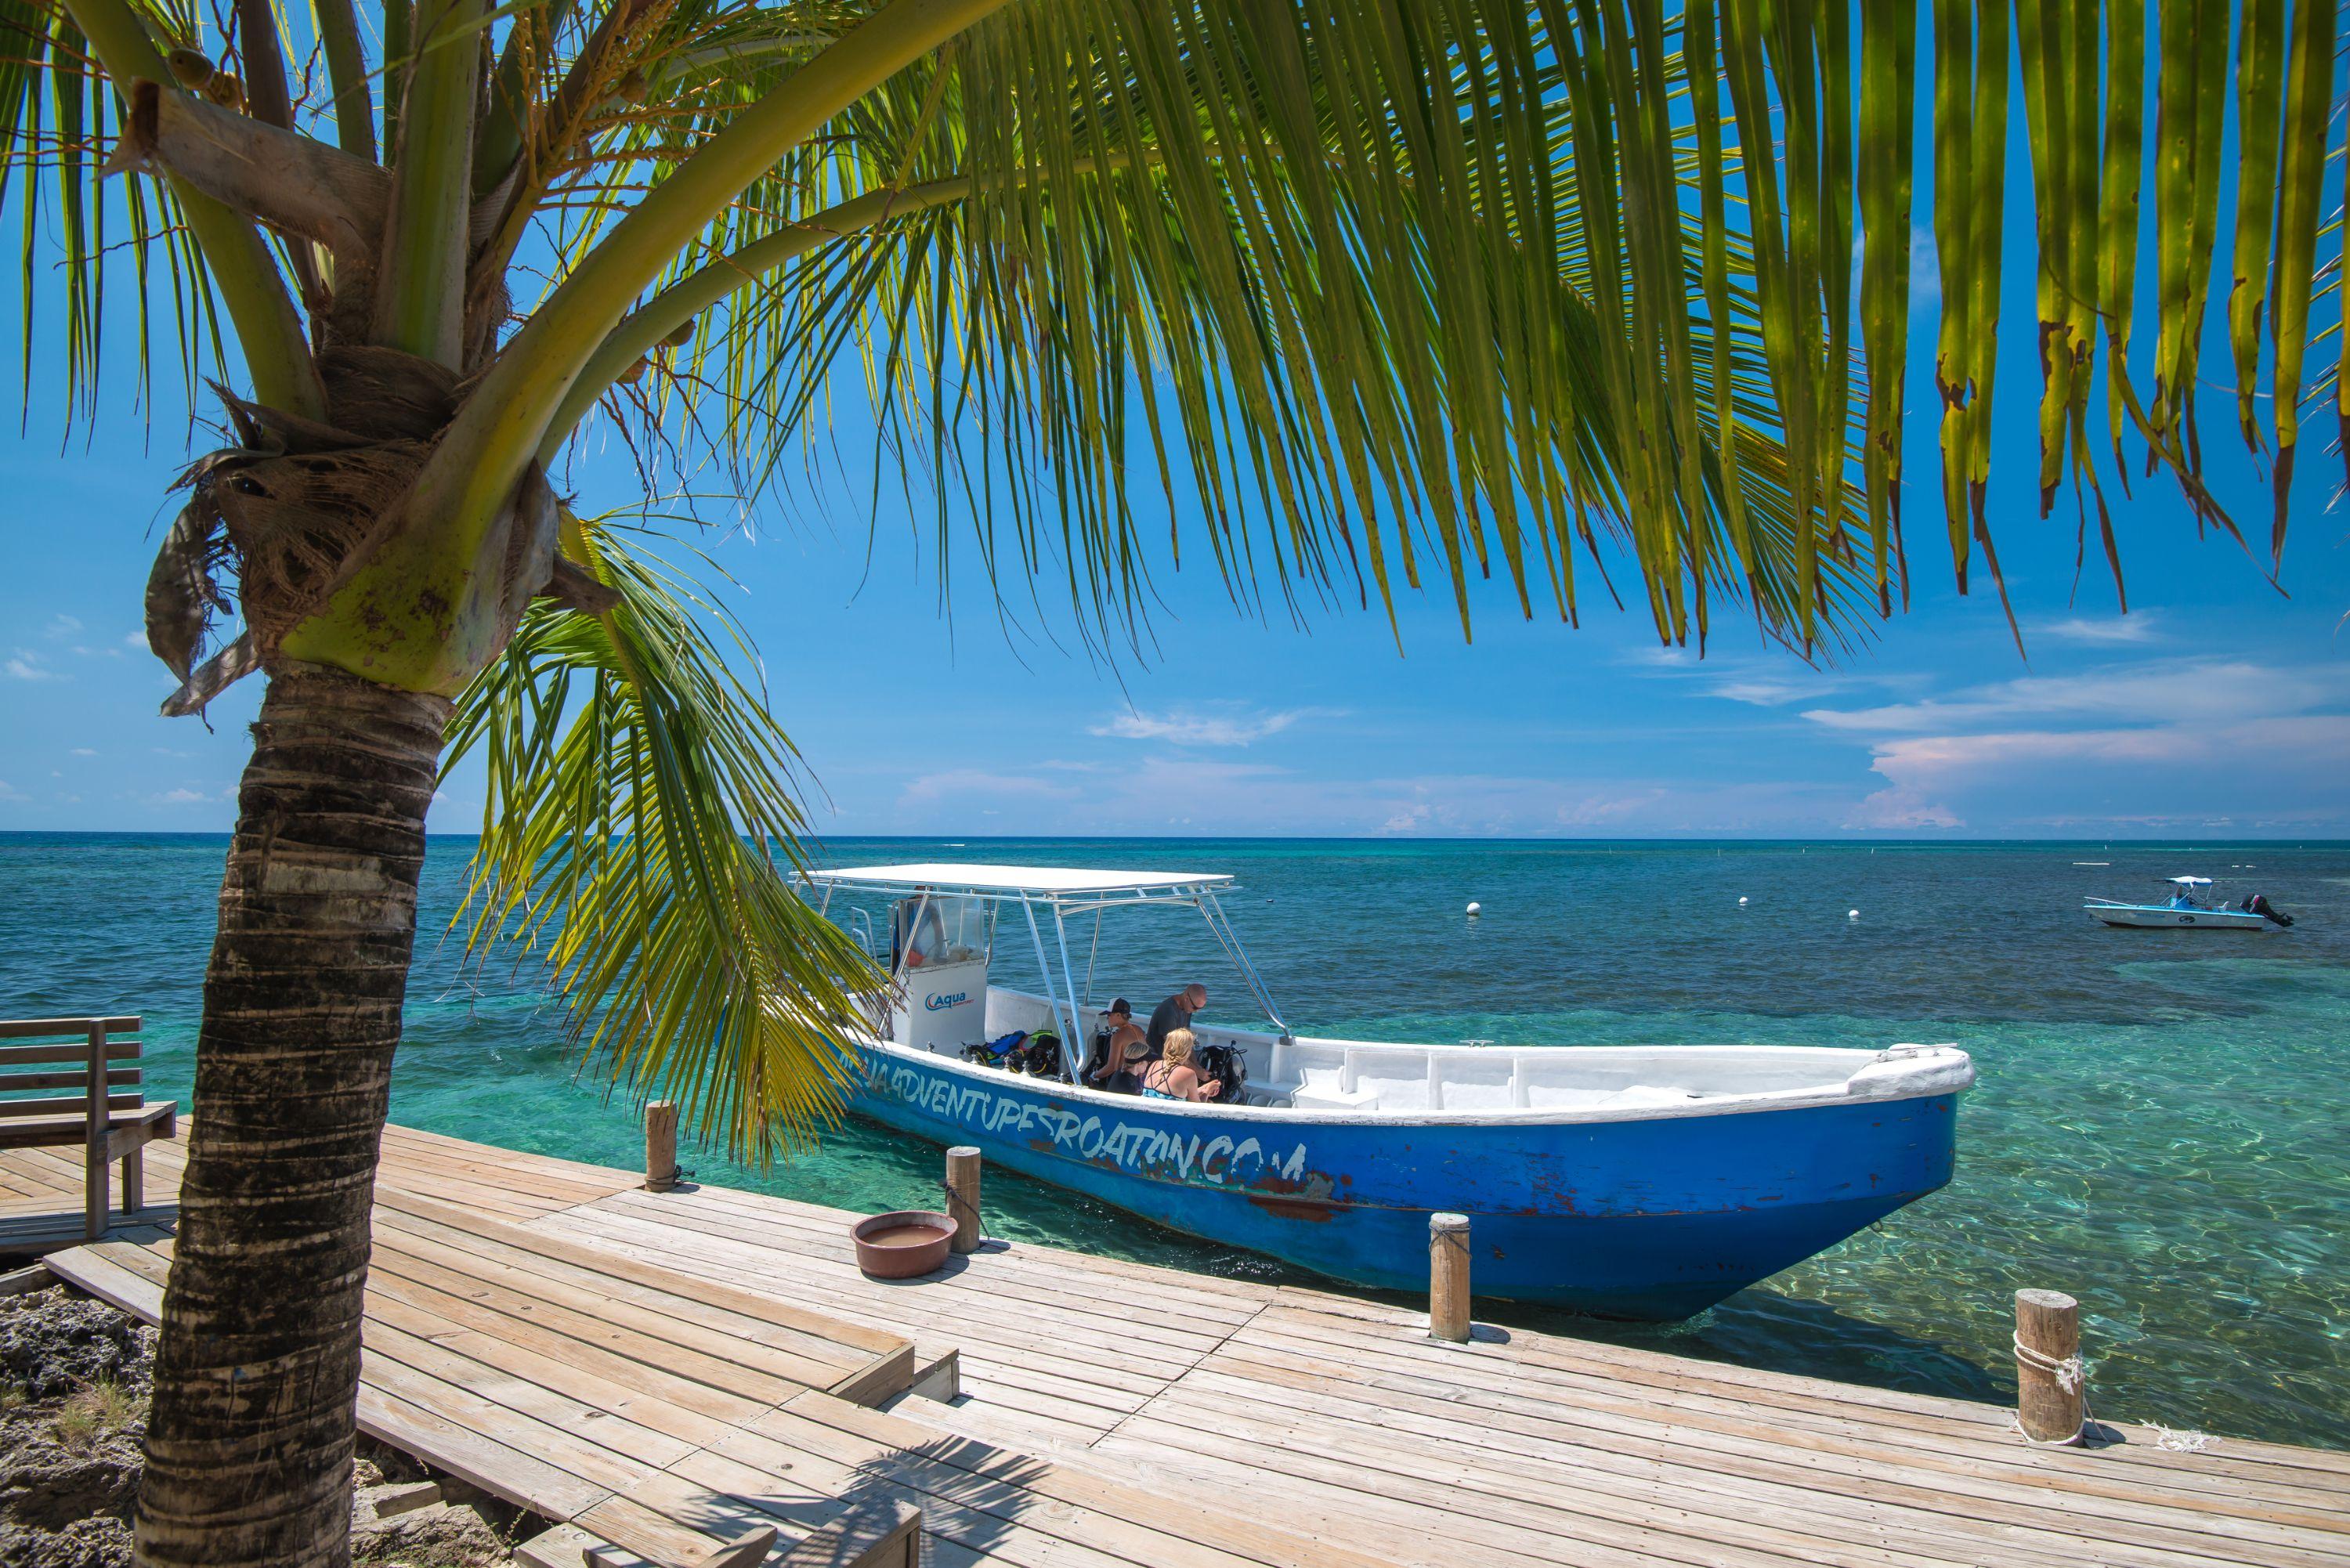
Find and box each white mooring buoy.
[1737,895,1748,905]
[1847,909,1860,920]
[1466,901,1483,917]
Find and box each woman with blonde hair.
[1141,1029,1223,1102]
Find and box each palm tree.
[1,0,2334,1559]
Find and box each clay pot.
[851,1210,956,1278]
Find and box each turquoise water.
[3,833,2345,1447]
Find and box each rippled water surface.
[4,833,2344,1447]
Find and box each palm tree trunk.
[136,662,450,1568]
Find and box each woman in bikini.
[1140,1030,1223,1102]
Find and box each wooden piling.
[945,1147,982,1253]
[1430,1212,1470,1342]
[2015,1288,2084,1443]
[644,1100,680,1192]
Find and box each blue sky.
[4,56,2347,840]
[7,352,2342,838]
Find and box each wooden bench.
[0,1016,176,1241]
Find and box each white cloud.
[1708,679,1815,707]
[43,614,81,639]
[1846,786,1962,830]
[153,787,208,805]
[1619,642,1890,713]
[1801,659,2337,735]
[1087,705,1334,747]
[1847,717,2350,833]
[123,630,146,649]
[69,747,96,757]
[1775,650,2350,833]
[885,759,1842,838]
[2037,611,2162,646]
[4,649,60,681]
[0,780,27,803]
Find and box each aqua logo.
[924,991,970,1011]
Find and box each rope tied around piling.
[2012,1332,2084,1396]
[938,1176,989,1245]
[2010,1331,2091,1446]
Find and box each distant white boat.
[2085,876,2294,930]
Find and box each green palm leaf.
[443,511,880,1158]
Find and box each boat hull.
[848,1042,1960,1321]
[2085,902,2269,929]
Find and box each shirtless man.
[1086,999,1148,1086]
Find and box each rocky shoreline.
[0,1279,536,1567]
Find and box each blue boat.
[805,863,1974,1321]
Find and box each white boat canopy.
[805,862,1231,898]
[801,863,1285,1069]
[2167,876,2214,887]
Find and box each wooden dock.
[8,1123,2349,1568]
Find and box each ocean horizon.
[4,829,2344,1450]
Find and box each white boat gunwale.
[848,998,1972,1127]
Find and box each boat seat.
[1288,1083,1379,1112]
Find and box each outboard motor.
[1198,1042,1246,1104]
[2247,893,2296,928]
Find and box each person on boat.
[1145,985,1207,1057]
[1141,1030,1223,1102]
[1086,999,1148,1086]
[1100,1037,1151,1097]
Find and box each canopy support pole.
[1048,899,1088,1084]
[1014,893,1083,1083]
[1083,908,1104,1004]
[1202,890,1288,1037]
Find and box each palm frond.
[443,511,880,1158]
[566,3,1891,659]
[0,0,222,422]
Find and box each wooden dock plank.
[1227,1307,2350,1510]
[1130,1372,2295,1568]
[1202,1334,2350,1529]
[366,1215,873,1389]
[374,1191,909,1362]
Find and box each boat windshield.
[891,893,990,972]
